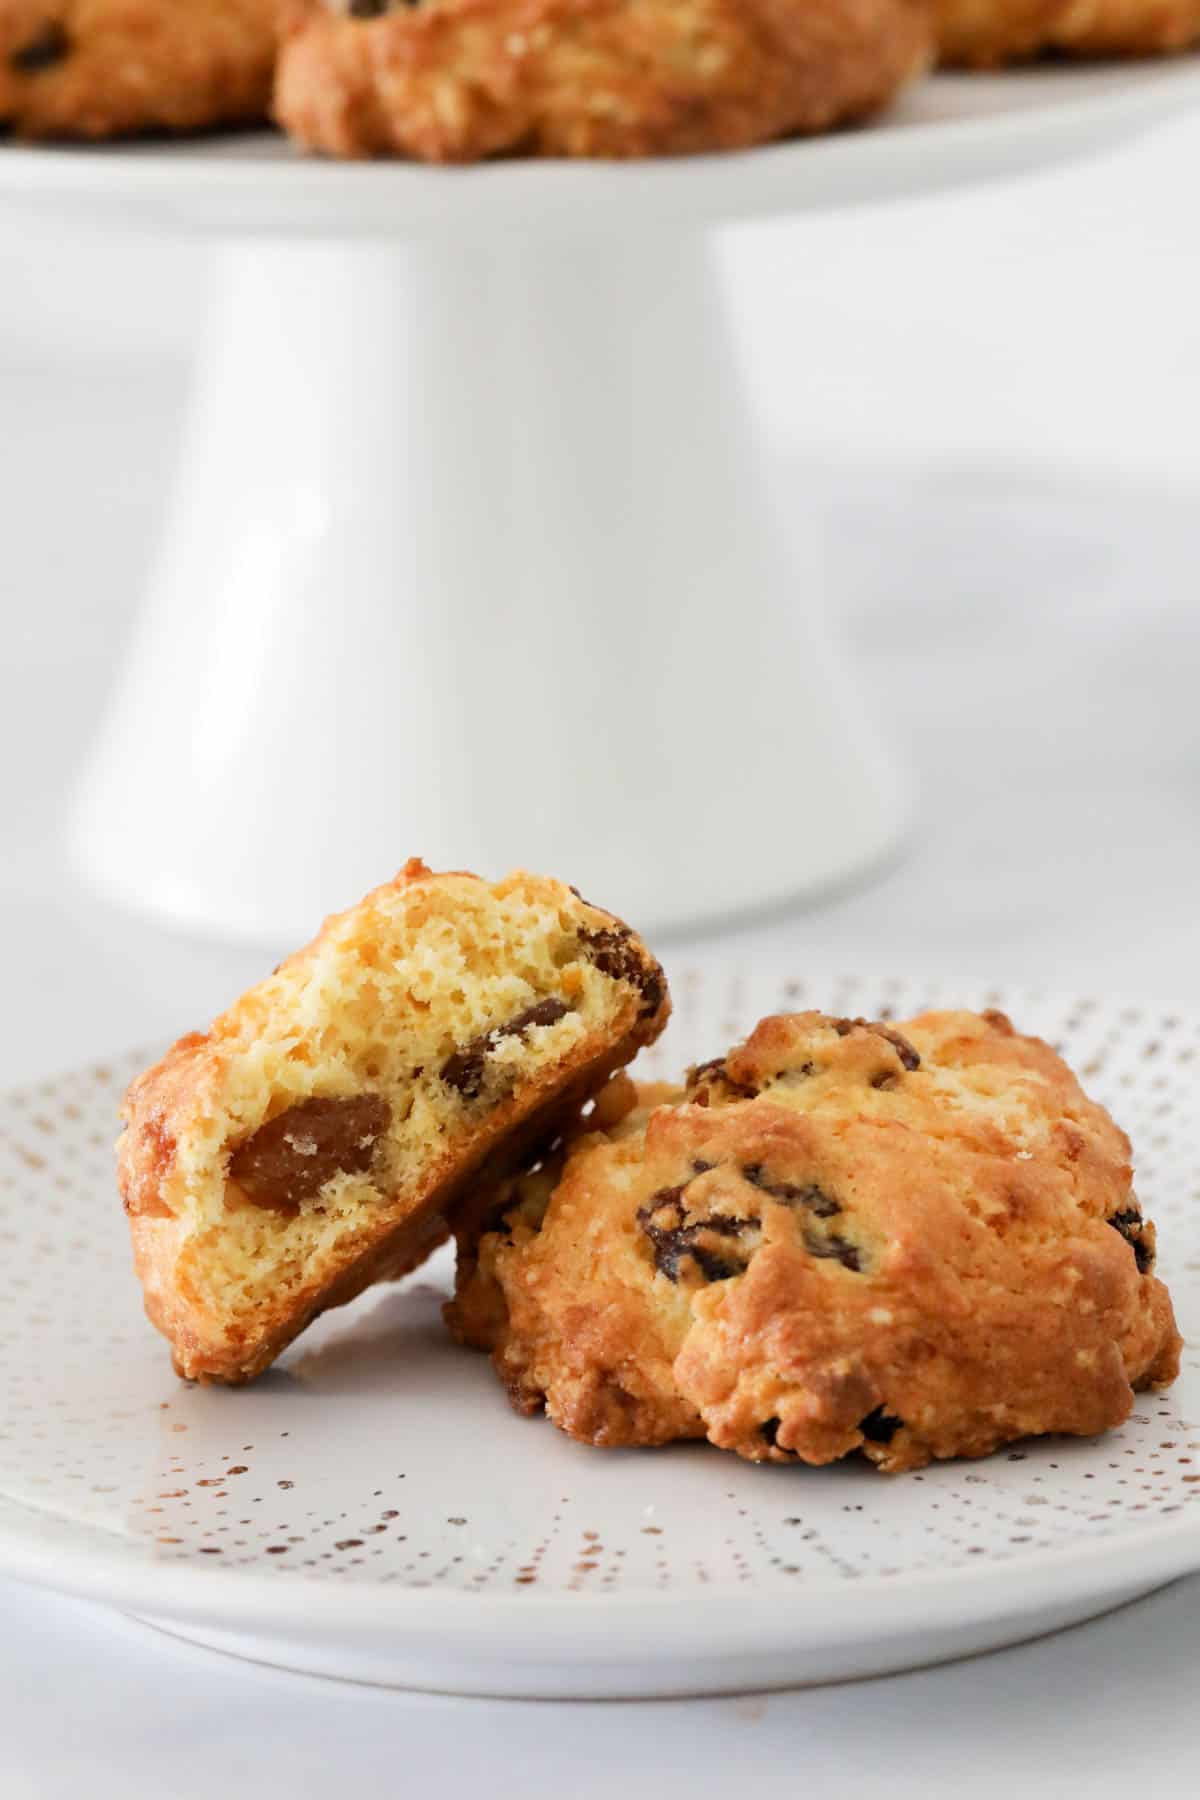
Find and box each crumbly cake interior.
[122,867,662,1343]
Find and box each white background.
[2,100,1200,1798]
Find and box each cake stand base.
[67,235,909,941]
[33,59,1196,940]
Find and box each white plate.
[1,969,1197,1697]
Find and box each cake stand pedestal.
[1,59,1196,941]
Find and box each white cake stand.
[2,59,1197,942]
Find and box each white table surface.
[4,278,1200,1792]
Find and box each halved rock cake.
[119,860,668,1383]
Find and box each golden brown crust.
[936,0,1200,64]
[274,0,932,163]
[0,0,278,139]
[457,1010,1182,1471]
[119,859,669,1383]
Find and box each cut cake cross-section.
[118,860,668,1383]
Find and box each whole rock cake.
[275,0,932,161]
[936,0,1200,64]
[0,0,277,138]
[449,1009,1182,1471]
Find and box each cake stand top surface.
[0,59,1196,240]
